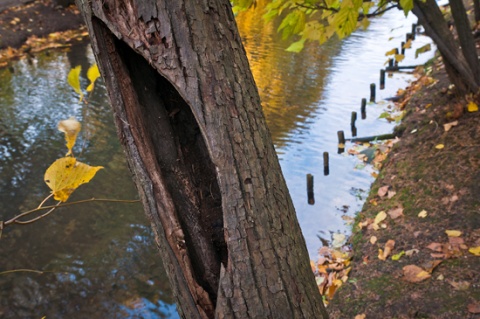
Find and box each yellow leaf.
[374,211,387,226]
[385,48,397,56]
[394,54,405,63]
[86,63,100,92]
[445,230,462,237]
[418,210,428,218]
[58,117,81,156]
[370,235,377,244]
[379,239,395,260]
[469,246,480,256]
[44,157,103,202]
[443,121,458,132]
[355,315,366,319]
[67,66,84,100]
[467,101,479,112]
[435,144,444,149]
[403,39,412,49]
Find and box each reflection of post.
[337,130,345,154]
[412,23,417,36]
[369,83,376,103]
[361,98,367,119]
[394,48,399,67]
[306,174,314,205]
[388,59,394,68]
[323,152,329,176]
[380,69,385,90]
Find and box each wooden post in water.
[401,41,405,55]
[351,111,357,137]
[394,48,399,67]
[307,174,315,205]
[323,152,329,176]
[406,33,413,42]
[337,130,345,154]
[370,83,376,103]
[380,69,386,90]
[411,23,417,39]
[388,59,394,68]
[361,98,367,119]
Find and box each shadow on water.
[0,3,434,317]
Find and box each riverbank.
[328,54,480,318]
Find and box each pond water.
[0,6,434,319]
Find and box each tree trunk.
[474,0,480,23]
[75,0,328,318]
[449,0,480,83]
[413,0,480,94]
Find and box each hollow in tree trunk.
[75,0,328,318]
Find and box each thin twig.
[37,193,53,209]
[0,269,69,276]
[3,198,140,227]
[14,203,61,225]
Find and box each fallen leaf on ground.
[435,144,444,149]
[423,260,442,273]
[392,251,405,261]
[426,242,443,252]
[468,246,480,256]
[448,280,470,291]
[405,249,419,256]
[467,101,479,112]
[387,190,396,199]
[378,185,389,197]
[387,207,404,219]
[354,314,366,319]
[403,265,431,283]
[418,210,428,218]
[437,274,444,280]
[445,230,462,237]
[468,302,480,314]
[379,240,395,260]
[443,121,458,131]
[370,236,377,244]
[373,211,387,230]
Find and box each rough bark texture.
[75,0,328,318]
[413,0,479,94]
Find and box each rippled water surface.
[0,6,434,318]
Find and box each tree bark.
[449,0,480,83]
[75,0,328,318]
[413,0,479,94]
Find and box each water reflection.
[0,46,177,318]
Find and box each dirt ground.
[1,1,479,319]
[0,0,83,50]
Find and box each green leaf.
[415,43,432,58]
[399,0,414,16]
[67,66,83,101]
[286,39,306,53]
[392,251,405,261]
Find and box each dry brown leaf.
[448,280,470,291]
[370,236,377,244]
[422,260,442,273]
[354,315,366,319]
[387,207,404,219]
[443,120,458,132]
[468,302,480,314]
[426,242,443,252]
[387,190,396,199]
[403,265,431,283]
[378,185,389,197]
